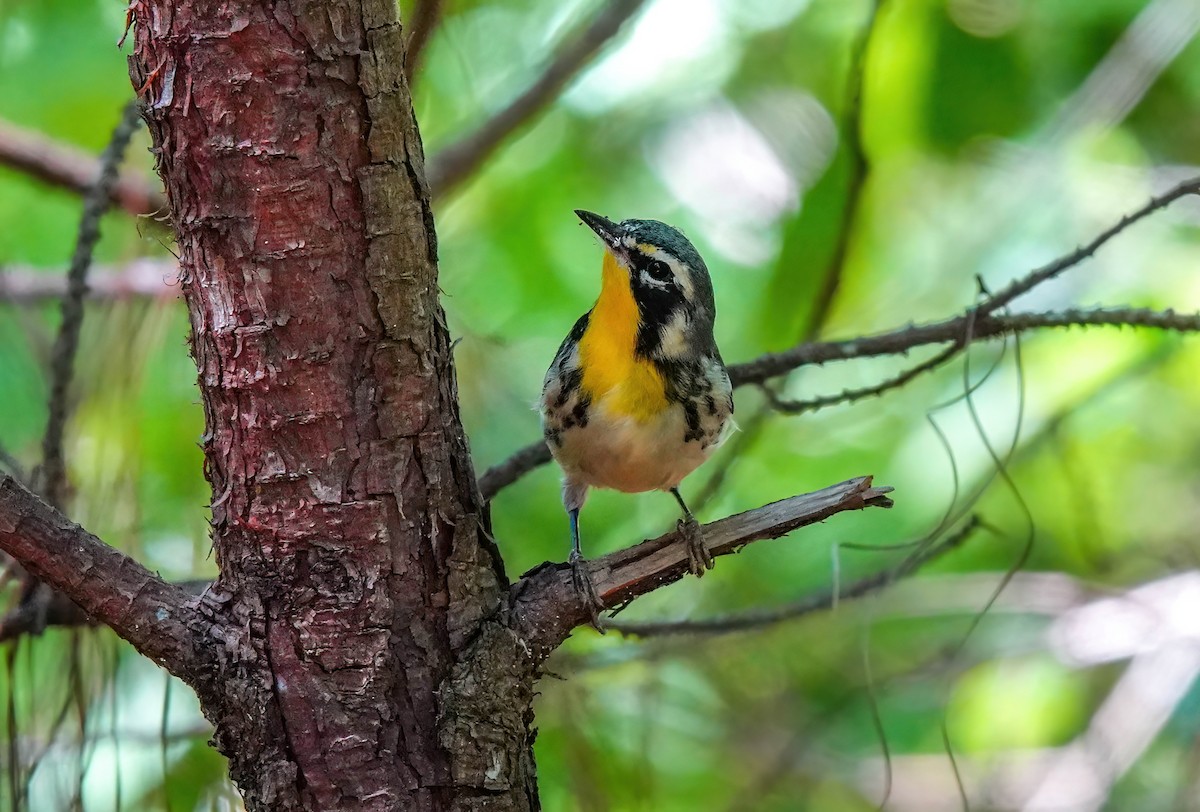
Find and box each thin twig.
[479,305,1200,497]
[764,342,961,414]
[603,516,980,638]
[427,0,648,198]
[802,0,881,339]
[478,440,551,500]
[404,0,444,84]
[39,100,144,510]
[688,0,884,515]
[729,305,1200,386]
[977,175,1200,315]
[0,116,165,218]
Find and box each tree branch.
[0,475,202,675]
[475,177,1200,498]
[801,0,881,340]
[604,516,980,637]
[0,576,212,641]
[0,259,180,304]
[974,175,1200,315]
[41,100,144,510]
[404,0,444,84]
[478,439,552,500]
[509,476,893,653]
[763,343,960,414]
[478,306,1200,498]
[427,0,648,198]
[729,306,1200,386]
[0,116,167,218]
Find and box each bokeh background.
[3,0,1200,809]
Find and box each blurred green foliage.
[3,0,1200,808]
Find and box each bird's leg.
[568,508,605,627]
[671,488,713,577]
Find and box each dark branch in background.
[477,439,552,500]
[478,306,1200,499]
[802,0,881,337]
[39,100,144,510]
[763,343,960,414]
[403,0,444,84]
[979,176,1200,315]
[688,0,884,513]
[0,115,166,218]
[0,475,201,675]
[731,306,1200,386]
[0,259,180,304]
[605,516,980,637]
[427,0,648,198]
[510,477,893,652]
[477,1,882,502]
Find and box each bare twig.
[764,343,960,414]
[479,305,1200,497]
[509,476,893,653]
[40,100,144,511]
[475,77,1200,506]
[975,175,1200,315]
[802,0,881,337]
[404,0,444,84]
[0,117,166,218]
[0,475,201,675]
[688,0,884,515]
[427,0,648,198]
[0,259,180,303]
[604,516,980,638]
[730,306,1200,386]
[478,440,552,500]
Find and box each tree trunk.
[127,1,529,808]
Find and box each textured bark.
[126,1,522,809]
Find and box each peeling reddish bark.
[126,1,517,809]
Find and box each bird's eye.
[646,259,672,282]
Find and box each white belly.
[552,400,717,494]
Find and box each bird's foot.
[569,550,605,631]
[678,517,714,578]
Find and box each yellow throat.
[577,251,669,422]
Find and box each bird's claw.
[678,517,714,578]
[569,550,605,632]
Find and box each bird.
[540,210,734,614]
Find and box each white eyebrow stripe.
[637,245,694,299]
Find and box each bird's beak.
[575,209,624,252]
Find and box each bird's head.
[575,209,717,360]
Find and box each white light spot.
[566,0,731,112]
[650,95,835,264]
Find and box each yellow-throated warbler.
[540,210,734,610]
